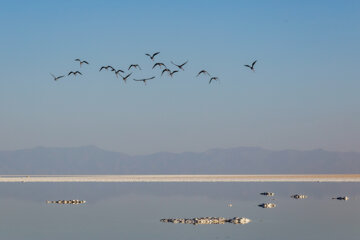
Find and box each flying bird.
[244,60,257,71]
[171,61,188,71]
[133,76,155,85]
[119,73,132,83]
[152,62,167,69]
[145,52,160,61]
[161,68,171,76]
[112,68,125,78]
[50,73,64,81]
[75,59,89,67]
[128,64,141,70]
[169,70,178,77]
[196,70,210,77]
[209,77,219,84]
[99,65,114,71]
[68,71,82,76]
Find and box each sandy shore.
[0,174,359,182]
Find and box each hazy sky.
[0,0,359,154]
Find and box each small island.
[291,194,308,199]
[332,196,349,201]
[260,192,275,196]
[258,203,276,208]
[46,200,86,205]
[160,217,251,225]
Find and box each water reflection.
[0,182,359,240]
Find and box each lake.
[0,182,359,240]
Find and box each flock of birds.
[50,52,258,85]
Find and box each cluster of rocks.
[258,203,276,208]
[291,194,308,199]
[46,200,86,205]
[260,192,275,196]
[161,217,251,225]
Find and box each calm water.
[0,182,359,240]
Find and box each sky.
[0,0,359,154]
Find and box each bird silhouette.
[133,76,155,85]
[50,73,64,81]
[244,60,257,71]
[196,70,210,77]
[128,64,141,70]
[68,71,82,76]
[209,77,218,84]
[161,68,171,76]
[112,69,125,78]
[171,61,188,70]
[145,52,160,61]
[119,73,132,83]
[75,59,89,67]
[152,62,167,69]
[169,70,178,77]
[99,66,114,72]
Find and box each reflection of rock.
[260,192,275,196]
[46,200,86,205]
[258,203,276,208]
[161,217,251,225]
[332,196,349,201]
[291,194,307,199]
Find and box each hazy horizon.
[1,144,360,156]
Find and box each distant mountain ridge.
[0,146,359,174]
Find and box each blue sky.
[0,0,359,154]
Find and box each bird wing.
[83,61,89,64]
[50,73,56,79]
[76,71,82,75]
[152,63,159,69]
[252,60,257,67]
[180,61,188,67]
[125,73,132,78]
[197,70,207,76]
[145,76,155,80]
[75,59,80,62]
[145,54,151,57]
[58,75,64,79]
[161,69,170,75]
[133,79,144,81]
[244,65,251,68]
[171,61,179,67]
[152,52,160,58]
[68,72,74,75]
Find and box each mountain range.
[0,146,359,174]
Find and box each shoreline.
[0,174,360,182]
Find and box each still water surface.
[0,182,359,240]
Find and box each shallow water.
[0,182,359,240]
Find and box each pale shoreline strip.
[0,174,360,182]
